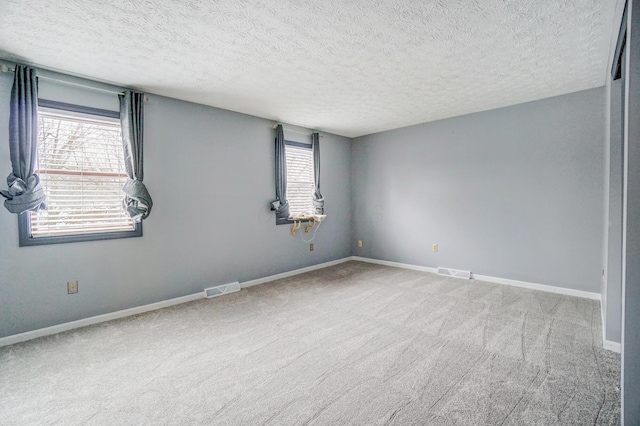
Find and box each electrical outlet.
[67,280,78,294]
[358,240,363,248]
[310,243,314,251]
[432,243,438,252]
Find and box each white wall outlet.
[358,240,363,248]
[310,243,314,251]
[432,243,438,252]
[67,281,78,294]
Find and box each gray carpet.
[0,261,620,425]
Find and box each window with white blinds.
[285,142,315,218]
[28,109,135,238]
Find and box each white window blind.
[30,111,134,237]
[285,144,314,218]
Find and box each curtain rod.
[272,124,324,137]
[0,62,125,95]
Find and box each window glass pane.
[31,111,134,237]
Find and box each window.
[285,141,315,218]
[18,100,141,246]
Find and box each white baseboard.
[600,297,622,353]
[0,292,204,348]
[350,256,600,300]
[351,256,438,274]
[0,257,353,348]
[471,273,601,300]
[601,301,607,351]
[240,257,352,288]
[0,256,605,349]
[603,339,622,353]
[351,256,616,352]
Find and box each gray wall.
[0,73,352,338]
[352,88,605,293]
[0,66,610,343]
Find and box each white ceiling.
[0,0,618,138]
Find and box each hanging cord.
[300,220,322,243]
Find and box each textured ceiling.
[0,0,618,137]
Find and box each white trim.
[351,256,438,273]
[599,299,621,353]
[350,256,600,300]
[240,258,352,288]
[602,300,608,350]
[350,256,616,352]
[604,339,622,353]
[607,0,629,74]
[471,273,601,300]
[0,258,354,348]
[0,293,204,348]
[0,257,355,348]
[0,256,604,348]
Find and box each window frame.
[18,99,142,247]
[275,140,315,226]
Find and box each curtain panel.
[119,91,152,222]
[270,124,290,220]
[312,132,324,214]
[1,65,47,214]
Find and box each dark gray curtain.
[312,132,324,214]
[119,91,152,222]
[270,124,289,220]
[1,65,46,214]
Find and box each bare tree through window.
[30,112,134,237]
